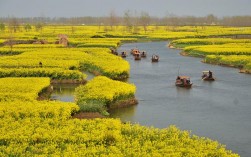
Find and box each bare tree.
[206,14,217,25]
[24,24,32,32]
[109,9,118,30]
[222,16,251,27]
[8,17,20,33]
[1,14,251,27]
[0,23,5,32]
[131,10,139,34]
[35,23,43,32]
[139,11,150,33]
[169,16,180,26]
[124,10,133,32]
[70,17,77,34]
[6,31,14,53]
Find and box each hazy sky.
[0,0,251,18]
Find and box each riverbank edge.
[109,97,138,109]
[37,79,86,101]
[37,85,54,100]
[38,82,138,119]
[72,97,138,119]
[50,79,87,84]
[72,112,105,119]
[169,44,251,74]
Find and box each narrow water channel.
[50,71,95,102]
[52,41,251,157]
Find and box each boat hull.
[152,58,159,62]
[175,83,193,88]
[202,77,215,81]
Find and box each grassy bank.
[169,38,251,74]
[75,76,137,115]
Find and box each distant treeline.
[0,15,251,26]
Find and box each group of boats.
[130,48,160,62]
[111,48,215,88]
[175,70,215,88]
[111,48,159,62]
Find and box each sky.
[0,0,251,18]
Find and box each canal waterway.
[52,41,251,157]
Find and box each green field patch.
[75,76,136,115]
[0,68,86,80]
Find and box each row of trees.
[0,18,44,33]
[1,13,251,33]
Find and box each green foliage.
[75,76,136,114]
[91,34,105,38]
[35,23,43,32]
[0,68,86,80]
[24,24,32,32]
[0,23,5,32]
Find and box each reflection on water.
[109,106,137,122]
[175,86,192,97]
[51,84,79,102]
[85,71,95,80]
[51,71,95,102]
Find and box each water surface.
[112,41,251,157]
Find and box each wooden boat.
[121,51,127,58]
[134,53,141,60]
[175,76,193,88]
[141,51,147,58]
[110,48,118,55]
[201,71,215,81]
[131,49,140,56]
[151,54,159,62]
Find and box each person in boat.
[176,76,182,84]
[208,70,212,78]
[186,79,190,84]
[135,53,141,60]
[152,54,158,60]
[181,78,184,84]
[202,73,207,79]
[39,61,42,67]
